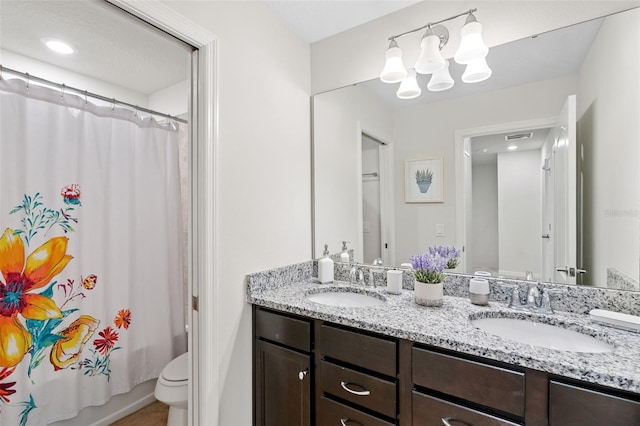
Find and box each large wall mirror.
[313,7,639,291]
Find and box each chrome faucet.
[503,282,559,313]
[349,264,364,285]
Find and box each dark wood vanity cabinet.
[316,323,399,424]
[548,380,640,426]
[411,346,524,426]
[253,306,640,426]
[254,308,313,426]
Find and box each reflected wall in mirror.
[313,8,639,290]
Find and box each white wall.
[158,2,311,425]
[471,161,499,272]
[392,75,577,265]
[313,83,393,261]
[148,79,189,116]
[577,8,640,287]
[497,150,542,277]
[311,1,639,93]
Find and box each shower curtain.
[0,77,186,425]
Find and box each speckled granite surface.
[246,266,640,394]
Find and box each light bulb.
[427,60,454,91]
[462,56,492,83]
[396,69,421,100]
[454,14,489,64]
[379,40,407,83]
[415,29,445,75]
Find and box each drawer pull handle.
[298,369,308,380]
[442,417,473,426]
[340,418,363,426]
[340,381,370,396]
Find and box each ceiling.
[264,0,421,43]
[0,0,419,96]
[0,0,192,95]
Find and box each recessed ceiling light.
[507,145,518,151]
[41,37,76,55]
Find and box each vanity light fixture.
[41,37,76,55]
[379,8,491,100]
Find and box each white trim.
[356,123,364,264]
[106,2,219,425]
[454,117,555,274]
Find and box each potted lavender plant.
[410,252,447,306]
[429,245,461,270]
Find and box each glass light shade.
[415,33,445,75]
[461,56,492,83]
[379,41,407,83]
[427,60,454,91]
[454,18,489,64]
[396,69,421,100]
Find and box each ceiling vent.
[505,132,533,141]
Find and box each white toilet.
[155,352,188,426]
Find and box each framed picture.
[405,157,443,203]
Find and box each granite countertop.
[247,279,640,394]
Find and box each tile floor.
[109,401,168,425]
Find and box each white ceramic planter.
[414,280,443,307]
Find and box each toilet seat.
[161,352,188,382]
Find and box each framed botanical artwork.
[405,157,443,203]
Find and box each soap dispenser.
[318,244,334,284]
[340,241,350,263]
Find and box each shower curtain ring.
[0,65,3,81]
[111,98,116,111]
[84,90,88,104]
[25,73,30,90]
[60,83,66,98]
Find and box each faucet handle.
[536,288,567,313]
[498,282,520,308]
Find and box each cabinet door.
[255,340,311,426]
[549,381,640,426]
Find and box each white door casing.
[107,1,219,425]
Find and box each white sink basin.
[306,289,385,308]
[471,317,614,353]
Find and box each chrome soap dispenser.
[318,244,334,284]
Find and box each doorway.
[361,134,385,264]
[455,117,556,278]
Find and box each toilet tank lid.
[162,352,188,382]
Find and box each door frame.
[356,123,395,266]
[454,117,555,273]
[107,1,219,424]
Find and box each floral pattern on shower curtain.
[0,78,186,425]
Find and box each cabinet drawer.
[412,347,525,417]
[255,308,311,352]
[549,380,640,426]
[318,324,396,376]
[318,395,395,426]
[412,391,520,426]
[320,360,396,418]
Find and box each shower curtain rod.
[0,65,187,124]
